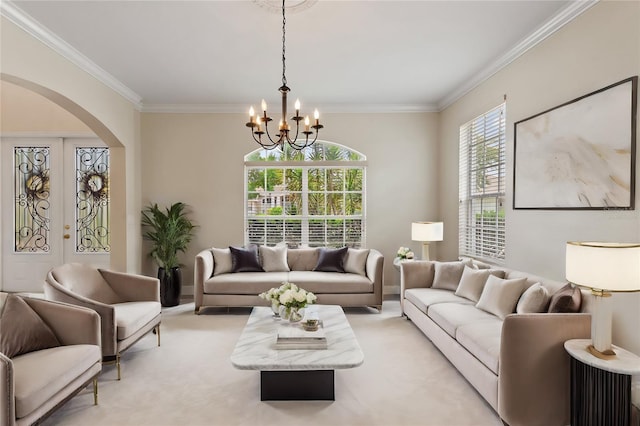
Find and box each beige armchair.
[1,294,102,426]
[44,263,161,380]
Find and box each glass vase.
[271,302,281,318]
[279,305,305,322]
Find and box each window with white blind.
[459,103,506,262]
[245,142,366,248]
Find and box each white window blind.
[245,142,366,248]
[459,103,506,262]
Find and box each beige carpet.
[44,300,501,426]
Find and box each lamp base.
[587,344,616,360]
[421,243,431,261]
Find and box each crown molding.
[140,103,438,114]
[437,0,599,111]
[1,1,143,109]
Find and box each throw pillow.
[516,283,551,314]
[455,266,505,303]
[313,247,348,273]
[344,248,370,276]
[432,261,467,291]
[0,295,61,358]
[230,246,264,273]
[548,283,582,313]
[211,247,233,276]
[476,275,527,319]
[259,245,290,272]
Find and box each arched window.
[244,142,367,248]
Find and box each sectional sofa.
[400,259,592,426]
[194,245,384,314]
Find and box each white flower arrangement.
[259,281,317,311]
[396,246,415,260]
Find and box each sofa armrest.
[499,313,591,426]
[0,352,14,426]
[100,269,160,303]
[365,249,384,307]
[43,280,117,357]
[400,261,434,293]
[399,261,434,313]
[194,249,214,311]
[23,298,101,347]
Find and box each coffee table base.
[260,370,335,401]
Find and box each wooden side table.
[565,339,640,426]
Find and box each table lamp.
[411,222,443,261]
[565,242,640,360]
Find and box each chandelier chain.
[281,0,287,87]
[245,0,323,151]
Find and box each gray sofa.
[194,246,384,314]
[400,259,592,426]
[0,294,102,426]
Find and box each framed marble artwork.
[513,76,637,210]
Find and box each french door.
[1,137,110,292]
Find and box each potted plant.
[141,202,196,307]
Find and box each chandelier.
[245,0,323,151]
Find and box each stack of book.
[275,324,327,350]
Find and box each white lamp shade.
[566,242,640,292]
[412,222,444,242]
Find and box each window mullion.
[302,166,309,245]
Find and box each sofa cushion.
[230,246,264,273]
[0,295,60,358]
[12,344,101,419]
[428,303,499,338]
[287,271,373,294]
[205,272,289,294]
[287,248,319,271]
[516,282,550,314]
[456,320,503,375]
[313,247,348,273]
[432,261,466,291]
[455,266,505,303]
[344,248,369,276]
[259,245,290,272]
[476,275,527,319]
[548,283,582,313]
[114,301,162,340]
[404,288,474,315]
[211,247,233,276]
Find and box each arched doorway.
[0,75,129,291]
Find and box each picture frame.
[513,76,637,210]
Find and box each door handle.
[63,234,70,239]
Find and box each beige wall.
[1,16,142,275]
[439,1,640,354]
[140,111,439,293]
[1,80,93,133]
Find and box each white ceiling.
[3,0,595,112]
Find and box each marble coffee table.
[231,304,364,401]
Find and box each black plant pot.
[158,267,181,307]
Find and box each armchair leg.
[116,354,121,381]
[156,325,161,347]
[93,378,98,405]
[194,307,200,315]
